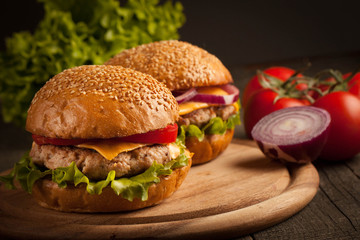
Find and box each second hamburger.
[105,40,240,164]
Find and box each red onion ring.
[173,84,239,105]
[173,88,197,103]
[251,106,331,163]
[191,84,239,104]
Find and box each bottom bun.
[185,129,234,165]
[32,158,191,212]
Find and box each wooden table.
[0,54,359,239]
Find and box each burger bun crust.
[105,40,233,91]
[26,65,179,139]
[186,129,234,165]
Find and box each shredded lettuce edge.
[0,146,189,202]
[180,111,241,142]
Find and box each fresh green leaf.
[226,112,241,129]
[182,112,241,142]
[0,171,15,190]
[185,124,204,141]
[203,117,227,135]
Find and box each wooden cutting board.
[0,139,319,239]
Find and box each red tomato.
[310,79,335,100]
[313,91,360,161]
[244,89,307,138]
[345,72,360,97]
[32,135,85,146]
[32,124,178,145]
[242,66,303,108]
[311,72,360,100]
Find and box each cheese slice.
[77,140,183,161]
[233,101,240,112]
[196,87,229,95]
[77,140,148,160]
[179,87,239,115]
[179,101,210,115]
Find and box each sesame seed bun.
[26,65,179,139]
[104,40,233,91]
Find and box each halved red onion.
[173,88,197,103]
[251,106,331,163]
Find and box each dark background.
[178,0,360,67]
[2,0,360,67]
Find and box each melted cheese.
[179,87,239,115]
[196,87,229,95]
[168,143,181,159]
[233,101,240,112]
[77,140,183,161]
[179,101,210,115]
[77,140,148,160]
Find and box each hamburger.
[105,40,240,165]
[0,65,192,212]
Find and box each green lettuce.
[0,147,189,202]
[0,0,185,126]
[180,112,241,142]
[0,153,51,193]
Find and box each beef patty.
[30,143,172,180]
[179,104,237,128]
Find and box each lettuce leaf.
[181,111,241,142]
[0,153,52,193]
[0,0,185,126]
[0,147,189,202]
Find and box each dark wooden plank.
[346,155,360,178]
[316,158,360,233]
[249,188,358,239]
[244,157,360,239]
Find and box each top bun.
[26,65,179,139]
[105,40,233,91]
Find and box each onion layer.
[173,84,239,105]
[173,88,197,103]
[251,106,331,163]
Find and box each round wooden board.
[0,139,319,239]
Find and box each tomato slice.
[120,124,178,144]
[32,135,86,146]
[32,124,178,146]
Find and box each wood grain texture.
[0,139,319,240]
[251,157,360,240]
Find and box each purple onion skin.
[255,127,329,163]
[252,106,331,164]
